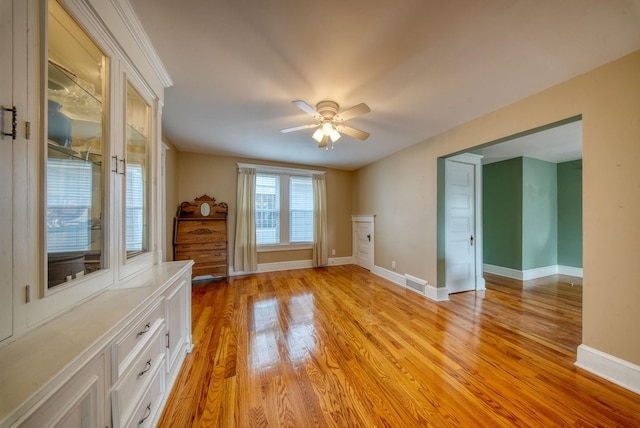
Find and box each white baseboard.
[576,344,640,395]
[328,256,355,266]
[372,265,405,287]
[483,264,524,280]
[558,265,583,277]
[426,284,450,301]
[229,256,355,276]
[372,266,449,302]
[484,264,583,280]
[230,259,313,276]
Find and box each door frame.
[352,214,375,271]
[444,153,485,292]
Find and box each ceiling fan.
[280,100,371,149]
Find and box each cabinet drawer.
[175,241,226,252]
[112,300,163,379]
[175,250,227,263]
[113,326,165,427]
[122,355,166,428]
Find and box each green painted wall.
[522,157,558,270]
[482,157,523,270]
[557,160,583,268]
[483,156,582,272]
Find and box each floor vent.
[404,274,427,295]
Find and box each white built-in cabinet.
[0,0,190,426]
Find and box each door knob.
[470,235,474,246]
[367,234,371,242]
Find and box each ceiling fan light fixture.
[329,128,341,142]
[281,99,371,149]
[312,128,324,142]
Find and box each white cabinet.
[0,1,189,426]
[0,261,193,428]
[165,273,192,386]
[112,323,165,428]
[0,0,173,345]
[12,354,106,428]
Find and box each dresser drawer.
[193,263,227,278]
[112,326,165,427]
[175,220,226,243]
[175,241,226,252]
[175,249,227,264]
[112,300,164,380]
[121,354,166,428]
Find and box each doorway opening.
[438,115,583,295]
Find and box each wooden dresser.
[174,195,228,279]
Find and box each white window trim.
[245,163,323,249]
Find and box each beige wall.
[354,50,640,365]
[163,139,179,261]
[175,153,354,268]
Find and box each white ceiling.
[129,0,640,171]
[479,120,583,165]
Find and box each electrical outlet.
[391,260,396,269]
[331,249,336,256]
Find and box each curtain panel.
[234,167,257,272]
[312,174,328,267]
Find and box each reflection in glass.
[47,0,105,288]
[125,82,150,259]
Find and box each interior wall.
[558,159,583,268]
[522,157,558,270]
[176,152,354,267]
[164,138,179,261]
[483,157,580,272]
[483,158,523,270]
[353,50,640,365]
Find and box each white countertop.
[0,261,192,427]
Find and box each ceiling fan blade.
[335,103,370,121]
[280,123,319,133]
[318,135,329,148]
[292,100,319,117]
[338,125,370,141]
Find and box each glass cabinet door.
[125,82,150,259]
[46,0,106,289]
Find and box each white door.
[445,160,476,293]
[353,219,374,271]
[0,0,15,342]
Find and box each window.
[256,174,280,245]
[289,176,313,242]
[256,173,313,246]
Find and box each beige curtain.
[234,167,257,272]
[312,174,328,267]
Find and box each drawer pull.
[138,403,152,426]
[136,322,151,337]
[138,359,152,377]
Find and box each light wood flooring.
[158,265,640,427]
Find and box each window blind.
[126,163,145,251]
[289,176,313,243]
[256,173,280,245]
[47,158,92,252]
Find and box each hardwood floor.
[157,265,640,427]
